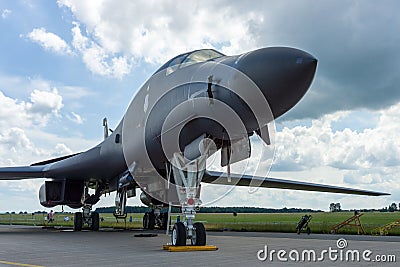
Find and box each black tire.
[74,212,83,231]
[148,212,155,230]
[143,213,149,229]
[91,212,100,231]
[306,227,311,235]
[172,222,186,246]
[192,222,206,246]
[296,228,300,235]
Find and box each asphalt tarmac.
[0,225,398,266]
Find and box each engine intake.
[39,180,84,209]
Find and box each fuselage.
[44,47,317,196]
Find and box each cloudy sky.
[0,0,399,212]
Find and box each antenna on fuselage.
[103,117,109,140]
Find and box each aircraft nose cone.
[235,47,317,118]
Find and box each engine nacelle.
[39,180,84,209]
[140,191,163,207]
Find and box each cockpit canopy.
[154,49,225,76]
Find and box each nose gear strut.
[170,151,207,246]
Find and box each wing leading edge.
[0,166,48,180]
[203,171,389,196]
[0,168,390,196]
[0,152,83,180]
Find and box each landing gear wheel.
[191,222,206,246]
[161,213,169,230]
[143,212,149,229]
[74,212,83,231]
[306,227,311,235]
[91,212,100,231]
[296,228,300,235]
[147,212,155,230]
[172,222,186,246]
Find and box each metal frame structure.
[330,213,366,235]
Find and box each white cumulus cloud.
[58,0,262,65]
[273,103,400,189]
[0,91,30,127]
[66,111,83,124]
[1,9,11,19]
[0,88,63,128]
[25,27,72,55]
[70,22,132,79]
[0,128,40,166]
[28,88,64,117]
[54,0,400,118]
[54,143,73,156]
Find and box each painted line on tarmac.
[0,260,44,267]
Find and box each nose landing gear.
[169,151,207,246]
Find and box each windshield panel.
[180,49,224,67]
[154,49,225,76]
[166,54,187,75]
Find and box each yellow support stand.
[372,219,400,236]
[163,245,218,252]
[330,213,366,235]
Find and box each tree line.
[330,202,399,213]
[4,203,398,214]
[94,206,322,214]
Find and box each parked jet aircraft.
[0,47,388,246]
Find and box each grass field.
[1,212,399,235]
[196,212,400,235]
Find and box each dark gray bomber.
[0,47,389,245]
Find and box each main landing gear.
[73,182,102,231]
[143,207,169,230]
[74,205,100,231]
[113,171,136,222]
